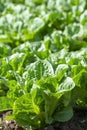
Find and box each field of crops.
[0,0,87,130]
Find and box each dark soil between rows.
[0,108,87,130]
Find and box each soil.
[0,108,87,130]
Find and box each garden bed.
[1,1,87,130]
[1,108,87,130]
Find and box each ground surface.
[0,108,87,130]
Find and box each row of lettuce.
[0,0,87,129]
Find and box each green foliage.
[1,0,87,129]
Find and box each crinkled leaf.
[58,77,75,92]
[23,60,54,81]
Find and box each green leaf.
[55,64,69,81]
[8,53,25,71]
[0,76,9,96]
[31,17,45,34]
[64,23,82,38]
[0,43,11,58]
[37,76,58,93]
[23,60,54,81]
[53,106,73,122]
[12,87,45,129]
[80,10,87,25]
[58,77,75,92]
[0,97,13,111]
[43,91,63,124]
